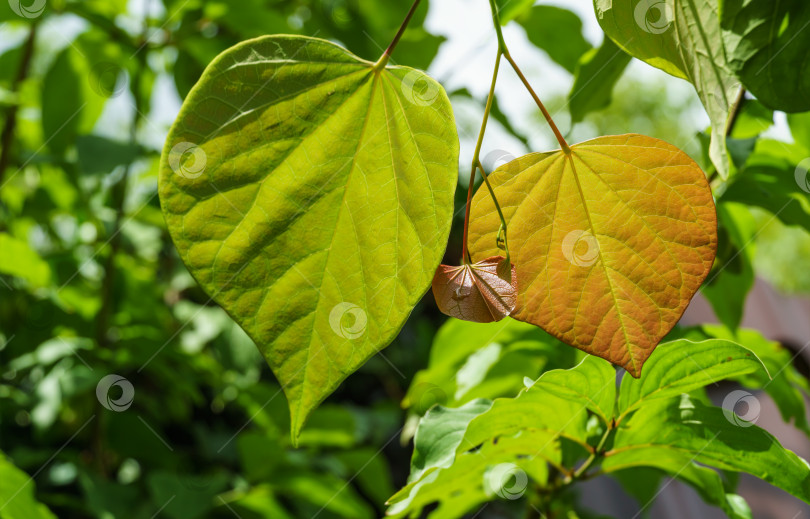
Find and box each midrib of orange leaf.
[468,134,717,376]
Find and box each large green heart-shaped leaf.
[159,35,459,439]
[720,0,810,113]
[594,0,739,178]
[468,134,717,376]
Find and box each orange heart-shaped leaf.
[432,256,517,323]
[468,134,717,376]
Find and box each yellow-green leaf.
[158,35,459,439]
[468,134,717,376]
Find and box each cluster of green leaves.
[1,1,439,518]
[3,0,810,517]
[390,319,810,518]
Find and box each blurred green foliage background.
[1,0,809,518]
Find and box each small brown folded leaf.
[432,256,517,323]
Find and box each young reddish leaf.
[432,256,517,323]
[468,134,717,376]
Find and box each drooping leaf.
[468,134,717,376]
[568,36,632,124]
[594,0,739,178]
[516,5,592,74]
[432,256,517,323]
[616,338,767,417]
[159,35,459,439]
[605,395,810,503]
[719,0,810,112]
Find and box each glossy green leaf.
[606,395,810,503]
[568,36,632,124]
[594,0,738,178]
[617,338,767,416]
[720,0,810,112]
[529,355,616,423]
[517,6,592,74]
[0,452,57,519]
[674,324,810,434]
[158,35,459,439]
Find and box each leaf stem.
[486,0,570,154]
[374,0,422,70]
[461,51,505,263]
[569,422,612,481]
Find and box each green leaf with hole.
[719,0,810,113]
[594,0,739,179]
[158,35,459,440]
